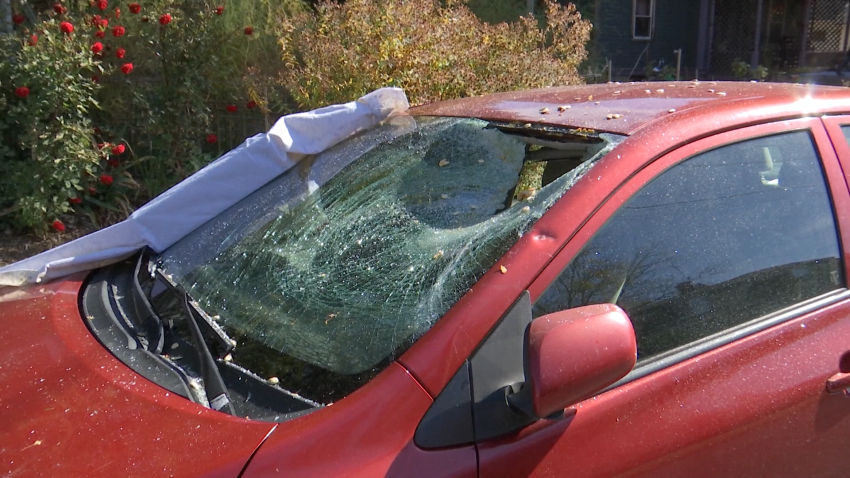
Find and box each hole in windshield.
[160,116,623,403]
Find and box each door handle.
[826,372,850,395]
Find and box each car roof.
[408,81,850,135]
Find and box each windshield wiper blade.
[147,258,236,415]
[122,248,235,414]
[181,293,236,415]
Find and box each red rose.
[120,63,133,74]
[129,3,141,14]
[114,8,120,18]
[112,25,125,37]
[95,30,105,38]
[53,4,67,14]
[159,13,171,25]
[206,134,217,144]
[88,186,97,195]
[27,34,38,46]
[91,41,103,53]
[99,174,113,185]
[15,86,30,98]
[215,6,224,15]
[116,47,125,58]
[107,159,119,167]
[60,21,74,33]
[97,142,106,150]
[225,104,237,113]
[12,14,24,24]
[247,100,257,109]
[69,197,82,205]
[244,26,253,35]
[98,18,108,28]
[111,144,125,155]
[92,75,100,83]
[96,0,107,10]
[51,220,66,232]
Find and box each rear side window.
[534,131,844,363]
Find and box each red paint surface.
[0,277,274,477]
[478,302,850,477]
[243,362,476,478]
[528,305,636,417]
[410,81,850,135]
[822,115,850,196]
[476,115,850,476]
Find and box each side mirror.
[509,304,637,418]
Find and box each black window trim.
[607,288,850,390]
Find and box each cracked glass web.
[162,116,622,374]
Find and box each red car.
[3,81,850,477]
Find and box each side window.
[841,125,850,145]
[534,131,844,363]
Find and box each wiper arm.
[181,293,236,415]
[142,253,235,415]
[124,249,164,353]
[120,248,235,414]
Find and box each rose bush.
[0,18,109,232]
[1,0,288,233]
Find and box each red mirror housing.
[526,304,637,418]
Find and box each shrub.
[1,0,591,235]
[1,0,294,233]
[731,59,768,81]
[465,0,532,24]
[0,18,124,233]
[93,0,286,197]
[278,0,592,109]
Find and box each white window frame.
[632,0,655,40]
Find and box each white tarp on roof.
[0,88,409,287]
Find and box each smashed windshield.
[161,116,623,379]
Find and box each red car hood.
[0,276,274,477]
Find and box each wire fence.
[208,101,276,147]
[710,0,758,75]
[123,100,277,162]
[806,0,850,55]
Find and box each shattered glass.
[161,116,623,376]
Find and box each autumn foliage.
[279,0,592,109]
[1,0,591,234]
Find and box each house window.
[633,0,654,40]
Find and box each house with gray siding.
[575,0,850,81]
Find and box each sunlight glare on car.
[795,94,819,116]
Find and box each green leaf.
[85,195,121,212]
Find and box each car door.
[823,115,850,187]
[477,117,850,477]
